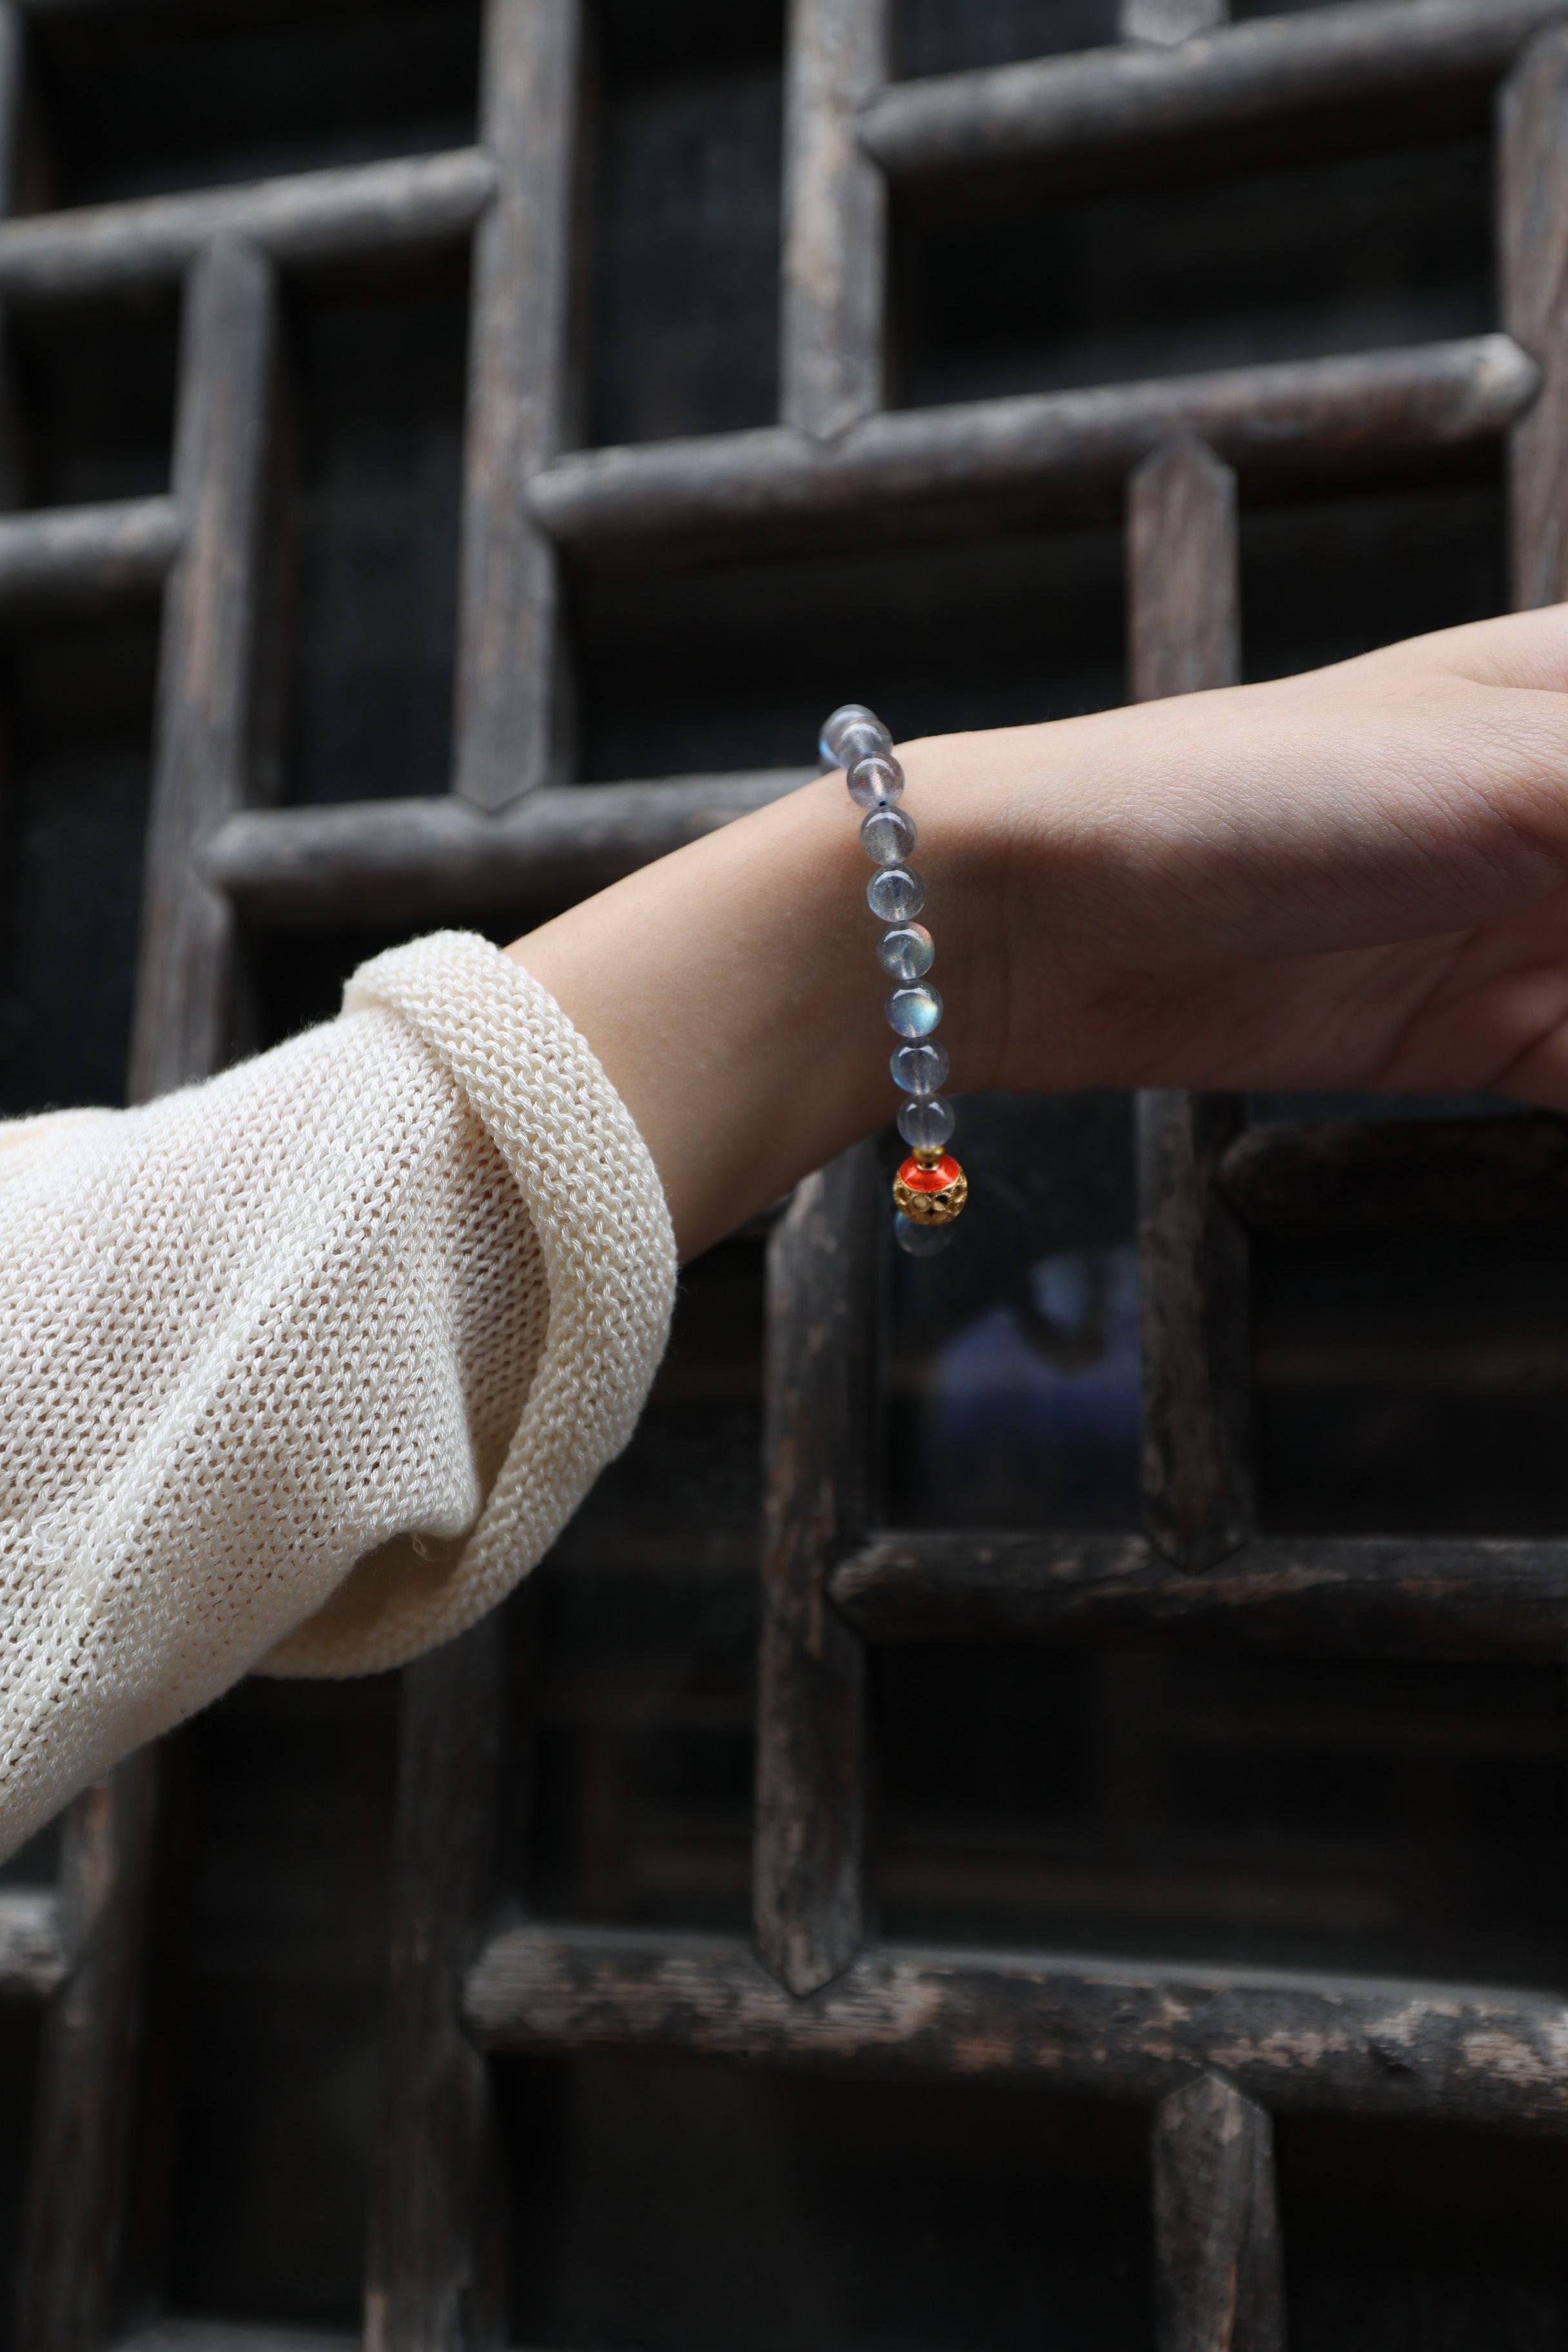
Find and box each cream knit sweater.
[0,932,677,1861]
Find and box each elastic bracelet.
[819,703,968,1259]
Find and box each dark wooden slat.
[1501,24,1568,608]
[754,1146,879,1997]
[0,2,26,513]
[119,2330,353,2352]
[128,237,276,1102]
[0,496,182,610]
[17,1750,159,2352]
[781,0,889,437]
[454,0,579,812]
[829,1529,1568,1660]
[1128,436,1239,701]
[365,1618,509,2352]
[860,0,1568,182]
[530,336,1536,549]
[1153,2075,1286,2352]
[0,1,20,215]
[0,1888,65,1998]
[1121,0,1226,45]
[466,1921,1568,2130]
[202,769,814,929]
[6,15,159,2343]
[1139,1094,1251,1569]
[0,150,494,302]
[1128,451,1250,1572]
[1221,1112,1568,1234]
[23,235,280,2352]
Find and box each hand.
[939,605,1568,1107]
[513,607,1568,1260]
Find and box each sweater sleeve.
[0,930,676,1860]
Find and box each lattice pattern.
[2,1,1567,2346]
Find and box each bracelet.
[819,703,968,1259]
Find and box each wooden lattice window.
[3,1,1568,2346]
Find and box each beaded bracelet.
[819,703,968,1259]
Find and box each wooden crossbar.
[466,1922,1568,2133]
[862,0,1568,182]
[529,337,1536,548]
[830,1531,1568,1658]
[202,770,816,927]
[0,150,494,300]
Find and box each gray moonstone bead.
[819,703,891,767]
[890,1039,950,1095]
[887,983,943,1039]
[877,923,934,982]
[861,805,917,865]
[847,752,905,810]
[894,1213,954,1258]
[897,1093,956,1149]
[867,866,925,923]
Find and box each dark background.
[1,1,1566,2345]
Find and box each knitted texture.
[0,932,676,1860]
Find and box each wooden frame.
[3,1,1567,2345]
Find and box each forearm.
[512,606,1568,1260]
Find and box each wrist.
[510,738,1004,1259]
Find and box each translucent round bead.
[897,1093,956,1150]
[894,1212,954,1259]
[890,1039,950,1095]
[820,703,890,768]
[847,752,904,810]
[877,922,934,982]
[861,805,917,866]
[867,866,925,922]
[887,983,943,1038]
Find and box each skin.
[512,607,1568,1262]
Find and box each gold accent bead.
[892,1165,968,1226]
[912,1146,944,1168]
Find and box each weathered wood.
[861,0,1568,183]
[781,0,890,437]
[119,2329,353,2352]
[0,1887,65,1999]
[17,1750,159,2352]
[1121,0,1227,47]
[1139,1093,1251,1569]
[1153,2075,1286,2352]
[8,24,171,2344]
[202,768,814,928]
[1500,27,1568,608]
[530,336,1536,548]
[128,237,276,1103]
[453,0,580,812]
[1221,1112,1568,1234]
[0,0,21,219]
[0,496,182,609]
[1128,437,1240,701]
[755,1145,879,1997]
[829,1529,1568,1659]
[365,1617,509,2352]
[1128,444,1250,1576]
[467,1921,1568,2130]
[0,3,34,509]
[0,150,494,302]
